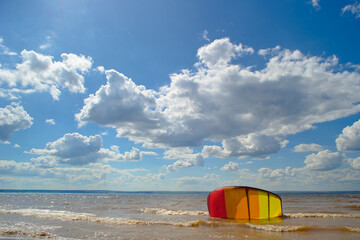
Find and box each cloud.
[336,119,360,151]
[163,147,204,172]
[202,134,286,158]
[294,143,323,152]
[41,163,144,183]
[111,170,166,190]
[197,38,254,67]
[310,0,320,10]
[123,147,141,161]
[258,46,281,57]
[130,172,166,183]
[96,66,105,73]
[346,157,360,169]
[166,153,204,172]
[225,160,360,190]
[176,173,219,186]
[75,69,159,132]
[258,166,295,179]
[30,156,58,168]
[255,165,360,189]
[163,147,197,159]
[0,159,146,186]
[0,160,18,173]
[202,30,210,42]
[0,50,92,100]
[221,161,239,172]
[28,132,156,166]
[39,35,53,50]
[105,146,156,162]
[342,2,360,18]
[39,43,51,50]
[0,160,39,177]
[28,132,103,165]
[0,37,16,56]
[45,119,55,125]
[0,103,33,141]
[76,38,360,158]
[304,150,345,171]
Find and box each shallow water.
[0,191,359,239]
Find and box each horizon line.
[0,189,359,193]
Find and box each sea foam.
[283,212,360,218]
[141,207,208,216]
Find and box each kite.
[207,186,282,220]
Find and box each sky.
[1,0,360,191]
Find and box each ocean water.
[0,190,359,239]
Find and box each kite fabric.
[207,186,282,220]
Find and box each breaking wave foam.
[0,208,211,228]
[283,213,360,218]
[0,227,54,238]
[344,226,360,233]
[246,224,360,233]
[141,208,208,216]
[0,208,96,221]
[246,223,310,232]
[2,208,360,233]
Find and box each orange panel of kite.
[207,186,282,220]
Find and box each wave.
[246,223,310,232]
[0,208,212,228]
[343,205,360,210]
[283,212,360,218]
[0,208,96,221]
[343,226,360,233]
[141,208,208,216]
[0,227,54,238]
[246,224,360,233]
[1,208,360,234]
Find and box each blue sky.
[1,0,360,191]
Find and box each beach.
[0,190,359,239]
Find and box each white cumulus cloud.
[0,50,92,100]
[0,103,33,141]
[202,134,286,158]
[336,119,360,152]
[294,143,323,152]
[346,157,360,169]
[166,153,204,172]
[304,150,345,171]
[163,147,204,172]
[164,147,197,159]
[28,132,156,166]
[221,161,239,172]
[258,166,295,179]
[76,69,159,133]
[29,132,103,165]
[76,38,360,158]
[197,38,254,67]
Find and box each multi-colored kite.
[207,186,282,220]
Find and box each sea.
[0,190,359,240]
